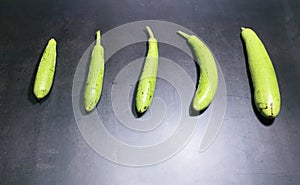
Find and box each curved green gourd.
[84,31,105,112]
[177,31,218,111]
[33,38,57,99]
[241,27,281,118]
[135,26,159,113]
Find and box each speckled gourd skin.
[135,26,159,113]
[33,38,57,99]
[84,31,105,112]
[241,27,281,118]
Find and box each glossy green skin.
[135,26,159,113]
[177,31,218,111]
[33,38,57,99]
[241,27,281,118]
[84,31,105,112]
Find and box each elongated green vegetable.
[177,31,218,111]
[33,38,57,99]
[135,26,159,113]
[84,31,105,112]
[241,27,281,118]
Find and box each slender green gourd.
[177,31,218,111]
[241,27,281,118]
[33,38,57,99]
[84,31,105,112]
[135,26,159,113]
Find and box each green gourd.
[84,31,105,112]
[135,26,159,113]
[241,27,281,118]
[177,31,218,111]
[33,38,57,99]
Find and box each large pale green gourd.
[135,26,159,113]
[177,31,218,111]
[33,38,57,99]
[241,27,281,118]
[84,31,105,112]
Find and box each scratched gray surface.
[1,0,300,184]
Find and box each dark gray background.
[1,0,300,184]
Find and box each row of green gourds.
[33,26,281,119]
